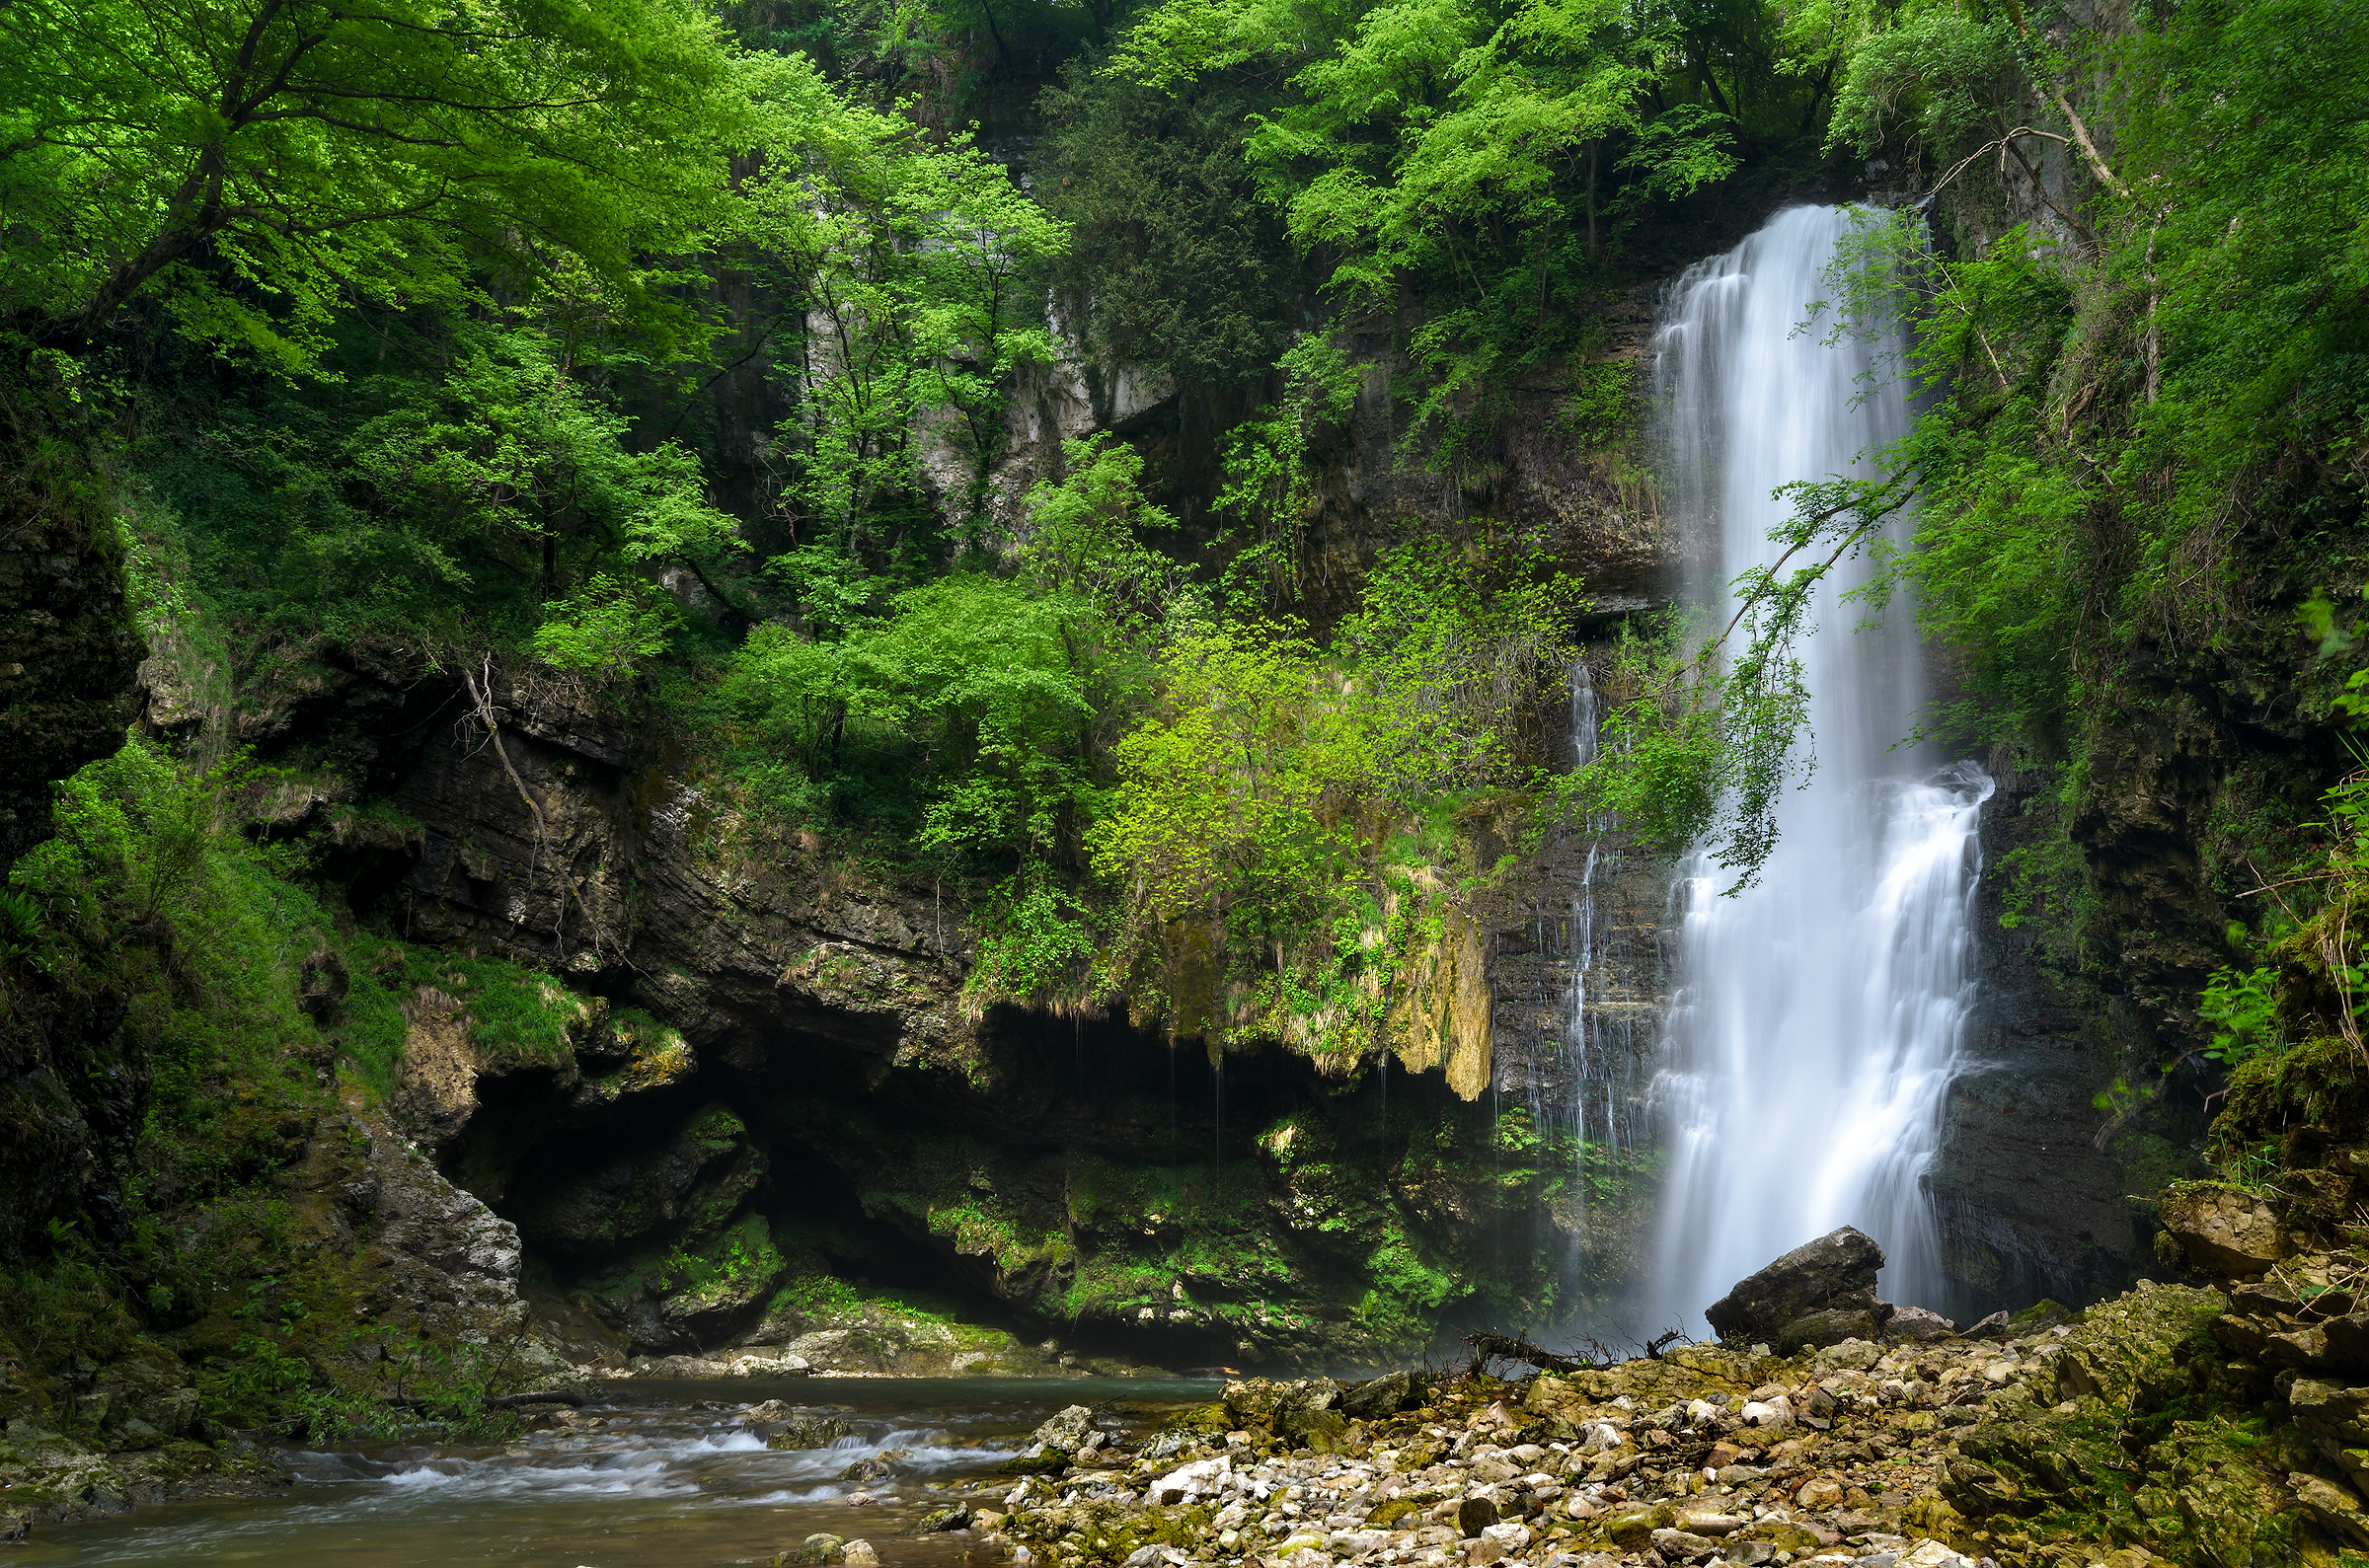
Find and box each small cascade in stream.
[1645,205,1993,1326]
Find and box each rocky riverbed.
[956,1312,2207,1568]
[939,1186,2369,1568]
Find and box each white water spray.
[1646,205,1992,1325]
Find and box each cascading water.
[1646,205,1994,1327]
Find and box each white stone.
[1032,1405,1095,1449]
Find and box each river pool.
[17,1377,1221,1567]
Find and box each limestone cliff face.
[193,646,1641,1366]
[1929,749,2170,1319]
[966,288,1679,637]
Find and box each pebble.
[988,1345,2055,1568]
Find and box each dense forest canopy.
[3,0,2365,1078]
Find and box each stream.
[19,1378,1220,1567]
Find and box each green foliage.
[1826,9,2021,170]
[0,887,46,967]
[1090,539,1583,1043]
[0,0,786,370]
[2198,966,2285,1069]
[1559,359,1641,450]
[1035,54,1299,393]
[204,1325,538,1445]
[1334,539,1582,799]
[1015,436,1187,629]
[1214,335,1363,608]
[741,119,1067,547]
[1089,618,1346,943]
[531,574,685,686]
[652,1212,786,1298]
[719,433,1178,873]
[969,872,1102,1007]
[726,574,1106,861]
[1108,0,1786,454]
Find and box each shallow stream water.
[21,1378,1219,1567]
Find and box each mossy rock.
[1000,1448,1070,1476]
[767,1416,853,1451]
[773,1532,845,1566]
[1368,1499,1421,1529]
[1166,1402,1230,1436]
[1275,1406,1348,1453]
[1603,1504,1674,1548]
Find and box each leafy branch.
[1558,459,1922,890]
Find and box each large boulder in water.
[1704,1227,1893,1344]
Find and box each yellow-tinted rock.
[2158,1182,2287,1275]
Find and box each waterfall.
[1534,659,1653,1311]
[1645,205,1993,1328]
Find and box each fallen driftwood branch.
[1462,1326,1692,1379]
[1462,1331,1590,1376]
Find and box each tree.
[740,117,1065,559]
[347,325,747,612]
[0,0,787,370]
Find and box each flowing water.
[19,1378,1217,1567]
[1645,204,1993,1327]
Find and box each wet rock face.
[1928,747,2173,1319]
[1705,1228,1892,1347]
[0,429,143,866]
[509,1103,765,1256]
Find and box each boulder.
[910,1505,969,1534]
[1222,1377,1346,1450]
[2291,1471,2369,1549]
[1777,1308,1887,1356]
[766,1415,854,1451]
[393,988,478,1147]
[1602,1504,1673,1547]
[1339,1370,1428,1420]
[1810,1338,1884,1373]
[1796,1478,1846,1510]
[1648,1528,1722,1563]
[2156,1182,2286,1275]
[1884,1306,1957,1343]
[1032,1405,1095,1450]
[1705,1228,1892,1344]
[2289,1380,2369,1491]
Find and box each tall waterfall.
[1646,205,1993,1327]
